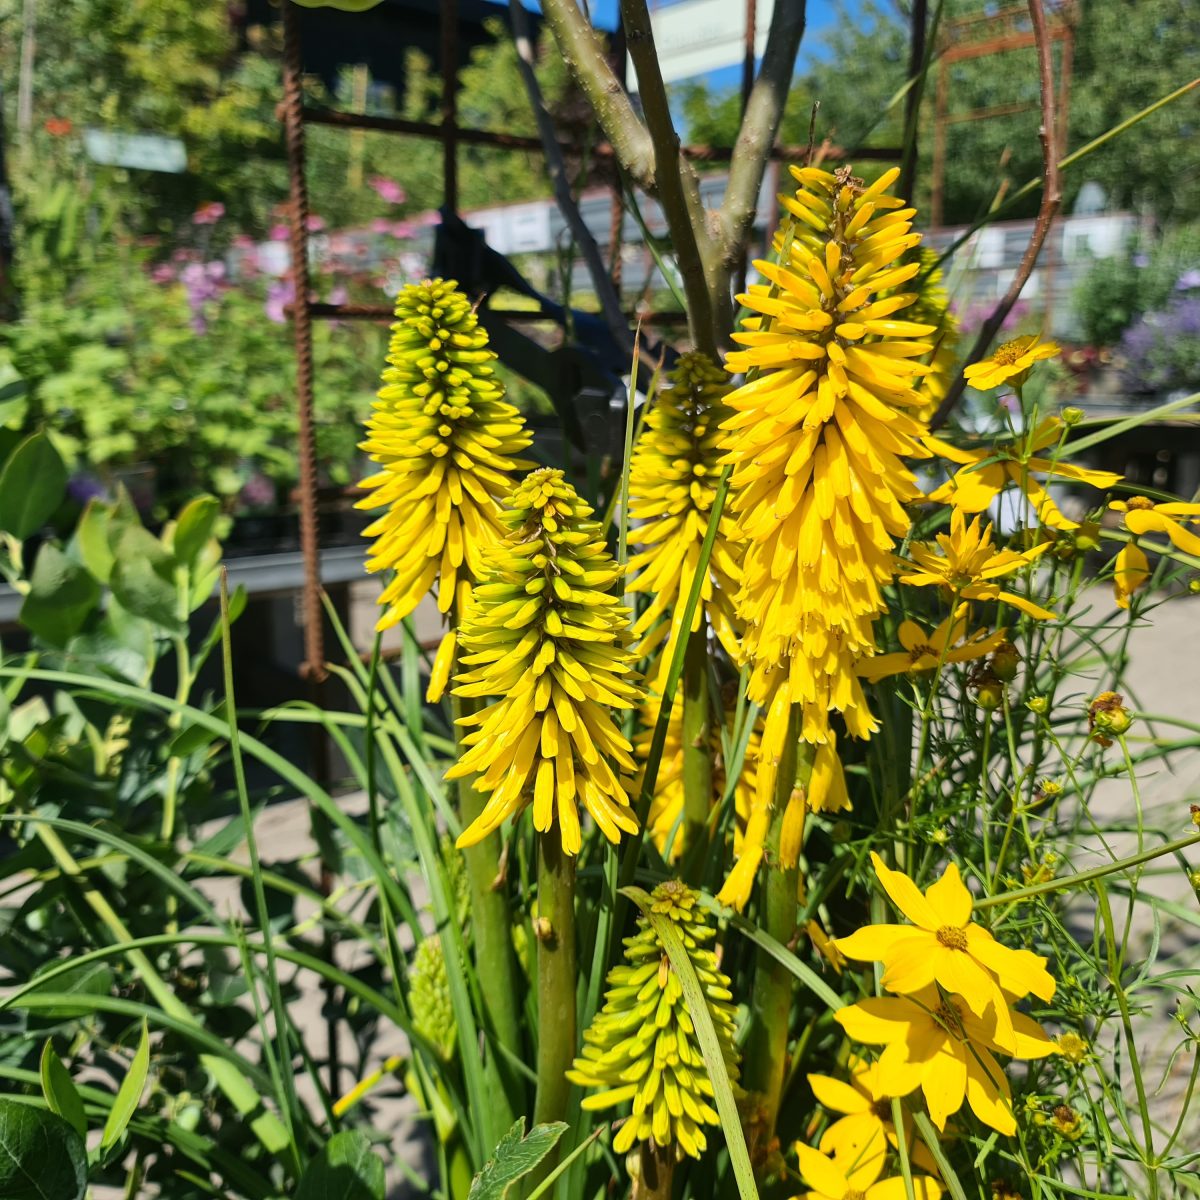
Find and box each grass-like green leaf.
[99,1017,149,1150]
[38,1042,86,1140]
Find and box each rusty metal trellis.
[277,0,919,683]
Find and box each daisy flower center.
[936,924,968,950]
[934,999,966,1038]
[992,338,1025,365]
[1126,496,1155,511]
[908,642,938,662]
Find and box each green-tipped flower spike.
[568,880,741,1159]
[447,468,645,856]
[410,936,456,1061]
[626,352,743,687]
[357,278,532,633]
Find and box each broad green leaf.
[27,961,115,1019]
[0,432,68,539]
[110,526,184,634]
[0,1099,87,1200]
[100,1018,150,1150]
[295,1130,386,1200]
[39,1042,86,1140]
[467,1120,568,1200]
[19,544,101,646]
[171,495,220,569]
[75,499,115,584]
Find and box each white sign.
[83,129,187,174]
[628,0,777,88]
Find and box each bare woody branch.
[929,0,1063,430]
[508,0,633,357]
[619,0,718,356]
[538,0,656,188]
[715,0,807,268]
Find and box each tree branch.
[539,0,656,189]
[620,0,718,356]
[928,0,1062,430]
[508,0,633,358]
[716,0,807,268]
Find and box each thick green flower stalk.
[626,352,743,680]
[568,881,741,1159]
[357,278,531,643]
[447,468,644,856]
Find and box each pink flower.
[270,223,291,242]
[391,221,414,239]
[266,280,295,324]
[150,263,176,284]
[193,201,226,225]
[233,234,256,249]
[369,176,406,204]
[370,218,392,234]
[305,214,326,233]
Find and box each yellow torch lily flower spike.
[567,881,740,1158]
[721,164,935,798]
[627,352,743,685]
[447,468,643,856]
[898,509,1056,621]
[925,416,1121,531]
[836,853,1056,1054]
[358,278,531,632]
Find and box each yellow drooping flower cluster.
[447,468,643,855]
[627,352,742,683]
[834,854,1059,1134]
[358,278,531,631]
[721,165,935,799]
[568,881,740,1158]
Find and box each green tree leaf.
[39,1043,87,1141]
[467,1120,568,1200]
[19,544,101,646]
[0,1100,87,1200]
[100,1018,150,1151]
[75,499,116,584]
[109,526,185,634]
[171,494,220,569]
[0,432,68,539]
[295,1130,386,1200]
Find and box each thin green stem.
[680,619,713,870]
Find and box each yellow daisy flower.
[357,278,531,631]
[795,1141,942,1200]
[856,604,1008,683]
[627,352,743,684]
[447,469,643,856]
[568,880,740,1159]
[962,334,1060,391]
[835,983,1058,1135]
[898,509,1056,621]
[836,853,1056,1053]
[808,1055,934,1176]
[1110,496,1200,557]
[925,416,1121,531]
[1112,541,1150,610]
[721,163,936,801]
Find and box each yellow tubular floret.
[626,353,743,686]
[447,469,644,856]
[357,278,532,631]
[721,165,934,805]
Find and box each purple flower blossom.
[369,176,406,204]
[179,261,227,334]
[239,471,276,510]
[1175,269,1200,292]
[266,280,295,324]
[1118,298,1200,394]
